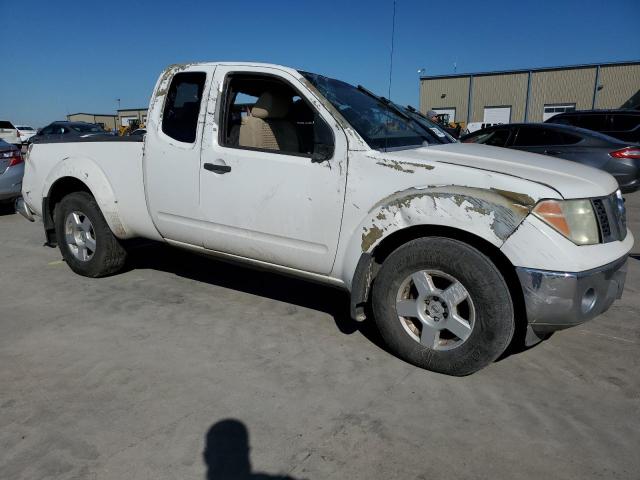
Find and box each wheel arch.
[42,158,128,245]
[350,224,527,335]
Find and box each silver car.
[0,139,24,203]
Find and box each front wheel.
[54,192,127,277]
[371,237,514,376]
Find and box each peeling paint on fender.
[360,185,535,251]
[361,225,384,251]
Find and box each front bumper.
[516,255,628,333]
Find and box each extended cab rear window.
[0,121,15,129]
[162,72,206,143]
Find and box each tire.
[54,192,127,277]
[371,237,514,376]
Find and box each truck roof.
[166,62,302,76]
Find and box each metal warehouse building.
[67,108,148,132]
[419,60,640,125]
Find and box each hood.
[386,143,618,199]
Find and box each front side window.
[464,128,511,147]
[219,73,334,159]
[70,123,102,133]
[162,72,206,143]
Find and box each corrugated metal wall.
[527,67,596,122]
[420,76,469,122]
[595,64,640,109]
[471,73,528,123]
[419,62,639,125]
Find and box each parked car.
[464,122,502,135]
[16,125,37,144]
[0,139,24,203]
[16,62,633,376]
[545,109,640,143]
[30,121,109,143]
[461,123,640,193]
[0,121,20,146]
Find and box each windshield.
[302,72,438,150]
[399,106,456,143]
[70,123,103,133]
[16,126,34,131]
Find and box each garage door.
[433,108,455,123]
[483,107,511,124]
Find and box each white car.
[16,62,633,376]
[15,125,37,143]
[0,120,20,146]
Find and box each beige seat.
[239,92,299,152]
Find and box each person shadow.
[203,419,304,480]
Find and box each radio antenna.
[387,0,397,100]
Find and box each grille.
[592,199,610,238]
[592,193,627,243]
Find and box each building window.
[543,103,576,121]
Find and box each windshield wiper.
[356,85,433,146]
[356,85,413,122]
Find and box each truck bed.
[23,137,159,240]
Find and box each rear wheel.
[372,237,514,376]
[54,192,127,277]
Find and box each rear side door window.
[513,127,550,146]
[162,72,206,143]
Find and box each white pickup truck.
[17,62,633,375]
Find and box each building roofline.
[67,113,117,117]
[420,60,640,80]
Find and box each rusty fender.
[360,185,536,252]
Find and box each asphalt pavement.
[1,194,639,480]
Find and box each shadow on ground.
[128,242,540,368]
[204,419,303,480]
[128,242,392,355]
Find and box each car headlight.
[532,199,599,245]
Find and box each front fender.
[340,185,539,289]
[43,156,128,238]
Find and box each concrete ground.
[1,194,639,480]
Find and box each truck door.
[143,65,215,245]
[199,66,348,274]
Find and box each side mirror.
[311,113,335,163]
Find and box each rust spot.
[361,225,383,251]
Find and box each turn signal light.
[533,200,570,237]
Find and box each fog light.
[581,288,597,314]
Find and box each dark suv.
[545,110,640,143]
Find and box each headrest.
[251,92,291,119]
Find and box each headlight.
[532,199,599,245]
